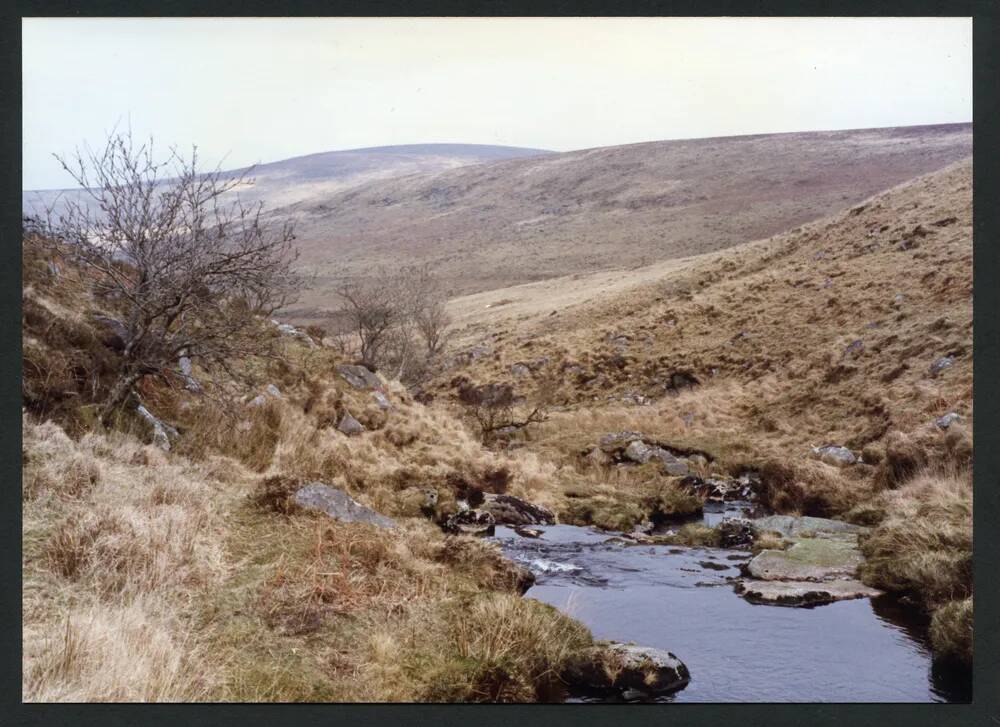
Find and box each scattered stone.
[844,339,864,358]
[265,384,282,398]
[929,356,955,378]
[624,439,655,463]
[811,445,857,467]
[565,643,690,697]
[734,578,882,607]
[337,411,365,436]
[699,560,730,571]
[136,404,178,452]
[372,391,392,410]
[481,493,555,526]
[599,431,645,453]
[891,293,906,307]
[293,482,396,529]
[336,363,385,391]
[272,320,318,348]
[935,412,963,430]
[513,525,543,539]
[177,356,202,393]
[442,509,496,536]
[510,363,531,377]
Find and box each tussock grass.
[929,598,973,664]
[859,467,972,664]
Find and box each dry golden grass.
[858,466,973,664]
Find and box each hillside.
[22,143,551,221]
[277,124,971,322]
[20,156,974,702]
[429,159,973,660]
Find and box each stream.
[492,504,971,703]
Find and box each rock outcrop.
[293,482,397,529]
[336,363,385,391]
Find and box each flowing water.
[492,511,971,703]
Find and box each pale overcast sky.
[22,17,972,190]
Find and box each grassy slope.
[432,159,974,660]
[21,156,975,700]
[21,241,593,702]
[282,124,971,321]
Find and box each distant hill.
[22,142,553,218]
[274,124,972,323]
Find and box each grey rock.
[751,515,866,538]
[844,339,865,358]
[811,445,857,467]
[177,356,202,393]
[136,404,178,452]
[510,363,531,377]
[265,384,282,398]
[273,320,318,348]
[469,344,493,360]
[372,391,392,410]
[935,412,963,430]
[623,439,655,463]
[336,363,385,391]
[481,493,555,526]
[337,411,365,436]
[599,431,645,453]
[513,525,543,539]
[735,578,882,607]
[929,356,956,377]
[566,642,690,697]
[745,537,864,582]
[293,482,396,529]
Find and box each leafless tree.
[45,129,299,424]
[336,267,409,369]
[336,263,452,374]
[457,381,548,445]
[409,264,452,357]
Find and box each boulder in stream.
[734,578,882,607]
[745,537,864,582]
[565,642,690,697]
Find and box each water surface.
[493,523,970,702]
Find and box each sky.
[22,17,972,190]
